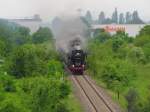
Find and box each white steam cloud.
[52,15,88,52]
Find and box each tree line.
[87,25,150,112]
[0,19,72,112]
[84,8,144,24]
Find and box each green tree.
[128,46,146,63]
[14,27,30,45]
[130,11,144,24]
[112,37,124,52]
[0,94,29,112]
[134,33,150,62]
[142,95,150,112]
[125,89,139,112]
[32,27,53,44]
[8,44,49,78]
[48,60,64,77]
[0,74,16,92]
[142,43,150,62]
[98,11,106,24]
[0,19,30,46]
[135,35,150,47]
[0,40,6,57]
[20,77,70,112]
[18,26,30,37]
[95,30,111,43]
[138,25,150,36]
[112,8,118,24]
[125,12,132,24]
[0,103,20,112]
[104,18,112,24]
[85,11,93,24]
[101,59,136,99]
[119,13,125,24]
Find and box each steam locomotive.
[67,38,86,75]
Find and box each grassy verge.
[132,64,150,103]
[66,78,83,112]
[87,63,150,110]
[66,93,83,112]
[87,71,126,109]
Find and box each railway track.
[65,64,120,112]
[71,74,115,112]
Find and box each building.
[9,15,43,33]
[91,24,149,37]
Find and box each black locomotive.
[67,38,86,74]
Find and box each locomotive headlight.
[72,65,75,67]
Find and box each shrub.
[134,35,150,47]
[125,89,139,112]
[0,74,16,92]
[20,77,70,112]
[138,25,150,36]
[101,59,136,89]
[112,37,124,52]
[32,27,53,44]
[8,44,50,78]
[95,31,111,43]
[128,46,146,63]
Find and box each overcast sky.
[0,0,149,21]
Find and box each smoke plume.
[52,15,88,52]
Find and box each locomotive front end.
[68,38,86,75]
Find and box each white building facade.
[91,24,149,37]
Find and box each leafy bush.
[112,37,124,52]
[113,31,133,43]
[88,38,136,99]
[128,46,146,63]
[0,103,21,112]
[32,27,53,44]
[0,40,7,57]
[20,77,70,112]
[95,31,111,43]
[87,25,150,110]
[138,25,150,36]
[0,95,31,112]
[0,74,16,92]
[125,89,139,112]
[0,19,72,112]
[48,60,64,77]
[134,35,150,62]
[7,44,52,78]
[100,59,136,100]
[142,43,150,62]
[134,35,150,47]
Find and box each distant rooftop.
[7,14,43,33]
[9,14,42,22]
